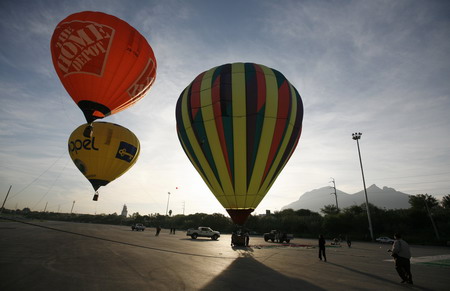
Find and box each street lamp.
[352,132,374,241]
[165,192,171,216]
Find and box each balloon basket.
[83,124,93,138]
[92,192,99,201]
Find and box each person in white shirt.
[389,233,413,284]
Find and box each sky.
[1,0,449,217]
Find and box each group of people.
[318,233,413,285]
[154,226,177,235]
[231,228,250,247]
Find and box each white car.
[186,227,220,240]
[376,237,394,243]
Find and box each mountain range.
[281,184,411,213]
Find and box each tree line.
[1,194,449,245]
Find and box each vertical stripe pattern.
[175,63,303,214]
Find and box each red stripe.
[190,72,205,119]
[255,65,266,111]
[212,75,232,179]
[262,80,291,181]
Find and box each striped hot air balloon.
[175,63,303,225]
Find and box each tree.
[320,204,339,215]
[343,205,364,216]
[295,209,320,217]
[441,194,450,209]
[409,194,439,210]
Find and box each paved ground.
[0,219,449,290]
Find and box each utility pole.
[182,201,185,215]
[70,201,75,214]
[330,178,339,212]
[1,185,12,214]
[43,202,48,212]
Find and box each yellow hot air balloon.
[68,122,140,200]
[176,63,303,225]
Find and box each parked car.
[186,227,220,240]
[131,223,145,231]
[263,230,293,243]
[376,237,394,243]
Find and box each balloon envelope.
[68,122,140,196]
[51,11,157,123]
[175,63,303,224]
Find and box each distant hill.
[281,184,411,213]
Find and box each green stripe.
[231,63,247,208]
[180,84,225,196]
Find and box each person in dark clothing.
[155,226,161,236]
[389,233,413,284]
[318,234,327,262]
[346,235,352,248]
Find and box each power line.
[368,171,450,181]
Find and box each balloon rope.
[31,159,70,210]
[10,150,67,200]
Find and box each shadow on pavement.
[327,262,433,291]
[201,252,325,290]
[178,238,221,242]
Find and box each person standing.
[244,229,250,247]
[346,235,352,248]
[318,234,327,262]
[389,233,413,284]
[155,226,161,236]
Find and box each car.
[131,223,145,231]
[376,237,394,243]
[186,227,220,240]
[263,230,293,243]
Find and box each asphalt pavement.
[1,219,449,290]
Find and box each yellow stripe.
[253,82,299,207]
[256,82,298,200]
[200,68,234,205]
[180,84,225,197]
[247,65,278,198]
[232,63,247,207]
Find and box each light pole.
[352,132,374,241]
[330,178,339,212]
[165,192,171,216]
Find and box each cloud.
[1,0,449,216]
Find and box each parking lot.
[1,219,449,290]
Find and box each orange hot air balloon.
[51,11,157,124]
